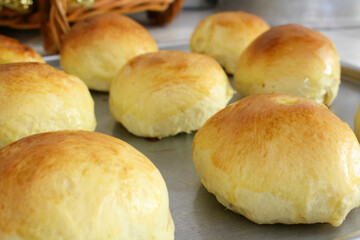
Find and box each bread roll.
[0,63,96,147]
[234,24,340,106]
[355,105,360,141]
[193,93,360,226]
[60,13,158,92]
[109,50,234,138]
[0,130,174,239]
[0,34,44,64]
[190,11,270,74]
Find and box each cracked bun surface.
[60,13,158,92]
[193,93,360,226]
[0,63,96,147]
[234,24,340,106]
[0,34,44,64]
[109,50,234,138]
[0,130,174,240]
[190,11,269,74]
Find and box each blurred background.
[1,0,360,75]
[155,0,360,78]
[217,0,360,28]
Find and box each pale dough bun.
[0,63,96,148]
[60,13,158,92]
[0,130,174,240]
[193,93,360,227]
[234,24,340,106]
[0,34,44,64]
[355,105,360,141]
[190,11,270,74]
[109,50,234,138]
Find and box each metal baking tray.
[47,44,360,240]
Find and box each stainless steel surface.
[219,0,360,28]
[334,230,360,240]
[342,62,360,83]
[48,44,360,240]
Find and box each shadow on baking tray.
[192,185,360,239]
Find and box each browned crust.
[0,34,44,63]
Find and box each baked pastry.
[0,34,44,64]
[234,24,340,106]
[355,105,360,141]
[0,62,96,147]
[0,130,174,239]
[190,11,270,74]
[60,13,158,92]
[193,93,360,226]
[109,50,234,138]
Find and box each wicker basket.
[0,0,184,54]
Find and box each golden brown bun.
[193,93,360,226]
[355,105,360,141]
[0,34,44,64]
[109,50,234,138]
[0,130,174,239]
[60,13,158,92]
[190,11,270,74]
[234,24,340,106]
[0,63,96,147]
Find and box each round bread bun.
[355,105,360,141]
[60,13,158,92]
[109,50,234,138]
[193,93,360,227]
[234,24,340,106]
[190,11,270,74]
[0,62,96,148]
[0,34,44,64]
[0,130,174,239]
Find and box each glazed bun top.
[190,11,270,74]
[234,24,340,106]
[109,50,234,138]
[0,62,96,147]
[193,93,360,226]
[60,13,158,91]
[0,130,174,240]
[0,34,44,64]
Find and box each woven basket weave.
[0,0,184,54]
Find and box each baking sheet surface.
[49,44,360,240]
